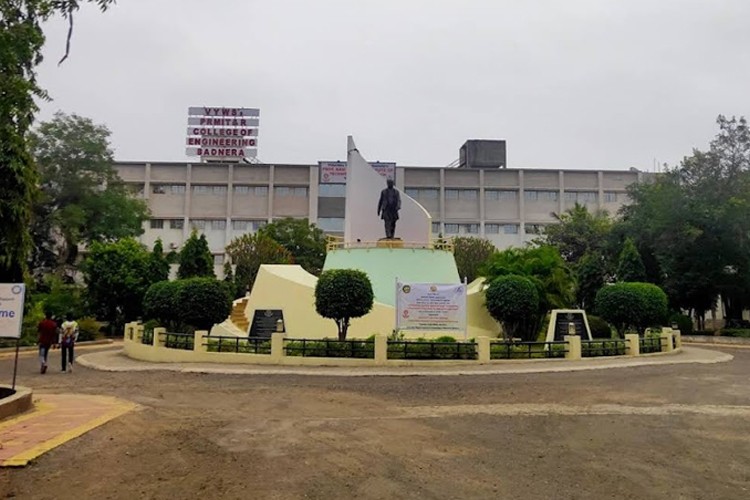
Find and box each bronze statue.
[377,179,401,239]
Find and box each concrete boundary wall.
[124,323,682,368]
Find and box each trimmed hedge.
[586,315,613,339]
[143,278,232,330]
[720,329,750,338]
[143,280,183,325]
[670,313,694,335]
[485,275,539,341]
[595,282,668,336]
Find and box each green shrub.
[485,275,539,341]
[176,278,232,330]
[315,269,374,340]
[387,339,477,360]
[587,315,613,339]
[720,329,750,338]
[594,282,668,336]
[143,280,183,325]
[284,339,375,358]
[434,335,457,343]
[669,313,694,335]
[77,317,103,341]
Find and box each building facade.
[115,161,643,267]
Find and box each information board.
[249,309,284,338]
[552,311,587,341]
[0,284,26,339]
[395,282,466,333]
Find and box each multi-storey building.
[115,155,643,272]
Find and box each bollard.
[374,334,388,365]
[477,337,491,363]
[661,332,674,352]
[271,332,286,362]
[564,335,581,360]
[625,333,639,356]
[194,330,208,352]
[153,327,166,347]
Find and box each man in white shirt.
[60,314,79,373]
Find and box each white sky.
[35,0,750,170]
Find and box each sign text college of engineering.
[319,161,396,183]
[0,284,26,339]
[395,282,467,335]
[186,107,260,161]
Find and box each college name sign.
[319,161,396,184]
[395,282,467,333]
[0,284,26,339]
[186,106,260,161]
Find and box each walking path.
[0,394,137,467]
[77,347,732,377]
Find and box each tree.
[485,275,539,340]
[142,280,182,327]
[178,230,215,279]
[575,252,607,311]
[541,203,613,266]
[147,239,170,283]
[226,233,293,296]
[176,278,232,330]
[314,269,374,340]
[0,1,118,283]
[616,238,646,282]
[483,245,575,336]
[258,217,327,276]
[82,238,157,333]
[452,236,496,283]
[28,112,149,279]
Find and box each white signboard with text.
[0,284,26,339]
[186,106,260,161]
[319,161,395,183]
[395,282,467,334]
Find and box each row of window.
[404,188,621,203]
[150,184,308,197]
[149,219,267,231]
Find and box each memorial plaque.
[249,309,284,338]
[553,311,587,341]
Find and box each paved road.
[2,346,750,499]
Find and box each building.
[115,153,644,271]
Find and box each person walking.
[60,313,79,373]
[37,312,58,374]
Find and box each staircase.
[229,297,250,333]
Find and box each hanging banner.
[0,284,26,339]
[319,161,396,183]
[395,281,467,333]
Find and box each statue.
[377,179,401,239]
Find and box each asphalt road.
[1,345,749,499]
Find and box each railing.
[387,340,477,360]
[206,336,271,354]
[141,329,154,345]
[283,338,375,358]
[639,336,662,354]
[581,339,629,357]
[163,332,194,350]
[325,235,454,253]
[490,341,568,360]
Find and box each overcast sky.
[35,0,750,170]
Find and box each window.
[214,254,225,266]
[152,184,186,195]
[319,184,346,197]
[459,189,478,200]
[445,189,459,200]
[293,187,309,197]
[190,219,206,230]
[127,183,145,197]
[316,217,344,232]
[232,220,249,231]
[444,223,459,234]
[565,191,598,203]
[431,222,441,234]
[525,190,558,201]
[405,188,419,198]
[461,223,479,234]
[234,185,268,196]
[503,224,519,234]
[485,224,500,234]
[524,223,545,235]
[210,220,226,230]
[150,219,164,229]
[152,185,166,194]
[274,187,290,197]
[486,190,517,201]
[405,188,439,199]
[169,219,184,230]
[192,185,227,195]
[564,191,577,202]
[604,191,618,203]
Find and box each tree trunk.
[338,318,349,341]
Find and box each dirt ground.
[1,346,750,499]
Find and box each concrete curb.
[77,347,734,378]
[0,385,33,421]
[0,339,115,355]
[683,336,750,346]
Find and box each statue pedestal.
[376,238,404,249]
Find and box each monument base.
[376,238,404,249]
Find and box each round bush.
[594,282,668,336]
[143,280,183,325]
[315,269,374,340]
[485,275,539,340]
[176,278,233,330]
[586,315,613,339]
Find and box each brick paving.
[0,393,136,467]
